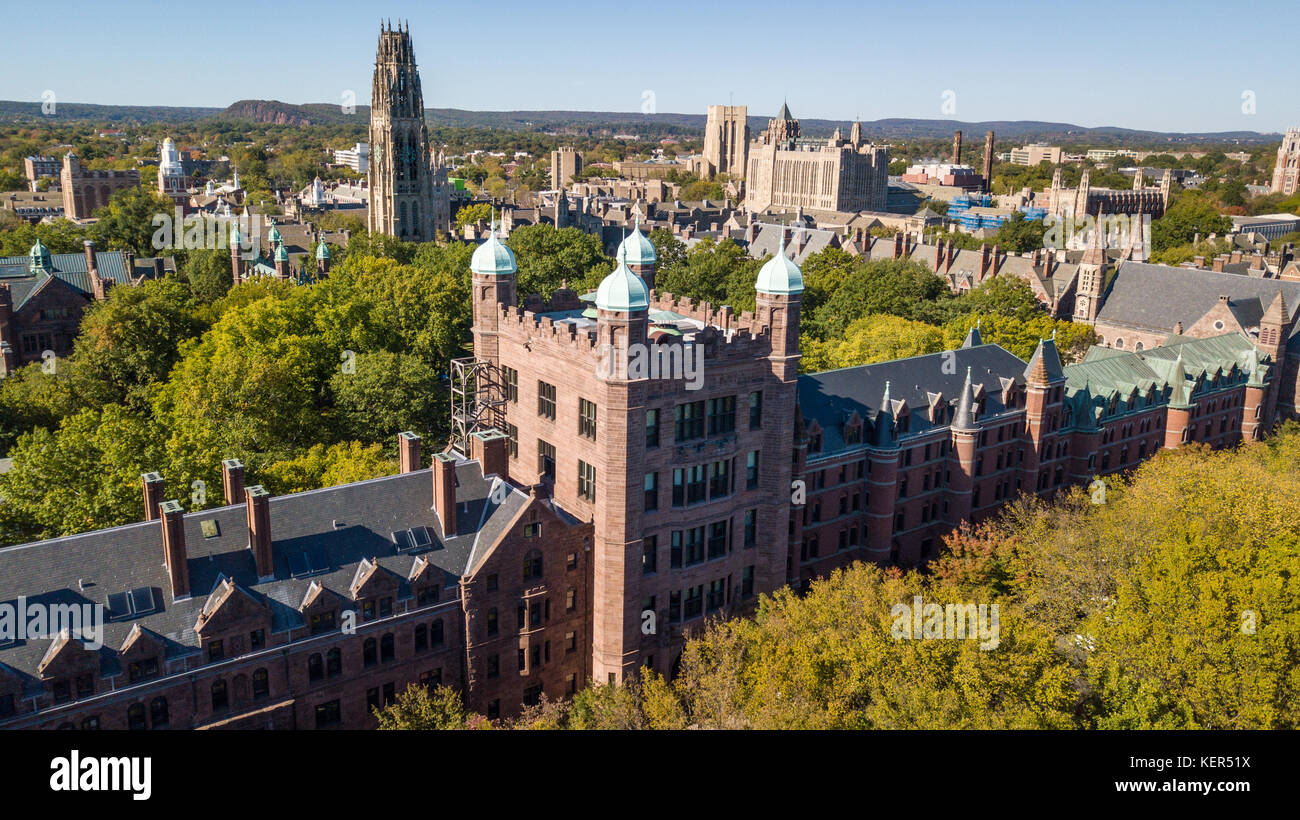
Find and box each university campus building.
[0,224,1285,729]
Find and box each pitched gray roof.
[798,343,1028,455]
[1097,261,1300,339]
[0,459,524,690]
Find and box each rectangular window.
[742,566,755,598]
[745,451,759,489]
[506,423,519,458]
[707,520,729,559]
[644,472,658,511]
[707,396,736,435]
[577,460,596,501]
[538,381,556,419]
[744,509,757,547]
[670,531,683,568]
[675,400,705,442]
[683,526,706,565]
[669,591,681,623]
[684,585,704,619]
[503,367,518,402]
[315,700,341,728]
[749,391,763,429]
[578,398,597,440]
[646,409,660,447]
[538,440,556,481]
[706,579,725,612]
[708,460,730,499]
[642,535,657,574]
[673,465,706,506]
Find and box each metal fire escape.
[449,357,506,456]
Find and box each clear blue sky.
[3,0,1296,134]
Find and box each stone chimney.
[246,485,273,580]
[142,472,165,521]
[979,244,991,278]
[432,452,457,537]
[160,499,189,598]
[399,431,422,473]
[221,458,244,505]
[470,429,510,480]
[893,231,903,259]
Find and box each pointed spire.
[1168,352,1192,408]
[953,367,977,430]
[873,381,895,446]
[1024,337,1064,384]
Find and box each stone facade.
[1271,128,1300,196]
[59,153,139,220]
[367,22,449,241]
[702,105,748,180]
[551,148,583,191]
[746,106,889,213]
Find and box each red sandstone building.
[0,223,1285,729]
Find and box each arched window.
[326,647,342,677]
[414,623,428,652]
[412,201,420,230]
[81,715,100,730]
[252,668,269,699]
[523,549,543,582]
[308,653,323,682]
[363,638,377,668]
[431,619,445,647]
[380,633,395,663]
[151,697,169,728]
[127,703,146,730]
[211,679,228,711]
[399,202,408,236]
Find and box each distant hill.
[0,99,221,123]
[0,98,1282,147]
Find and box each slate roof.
[0,250,142,309]
[798,343,1029,456]
[0,458,526,690]
[1097,261,1300,342]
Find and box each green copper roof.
[470,218,517,276]
[595,256,649,312]
[755,235,803,295]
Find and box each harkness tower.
[367,21,449,241]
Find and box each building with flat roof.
[1010,144,1062,166]
[746,105,889,213]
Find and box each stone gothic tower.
[368,22,443,242]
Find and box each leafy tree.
[808,258,949,339]
[1151,191,1233,253]
[506,224,610,298]
[0,404,162,542]
[993,211,1047,253]
[328,350,448,444]
[800,314,946,373]
[91,185,175,255]
[62,278,206,413]
[375,684,489,730]
[262,441,392,495]
[179,248,235,303]
[454,201,493,231]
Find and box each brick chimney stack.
[470,429,510,480]
[245,485,273,580]
[432,453,457,537]
[951,130,963,165]
[893,231,903,260]
[160,499,189,598]
[398,431,422,473]
[221,458,245,505]
[142,472,165,521]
